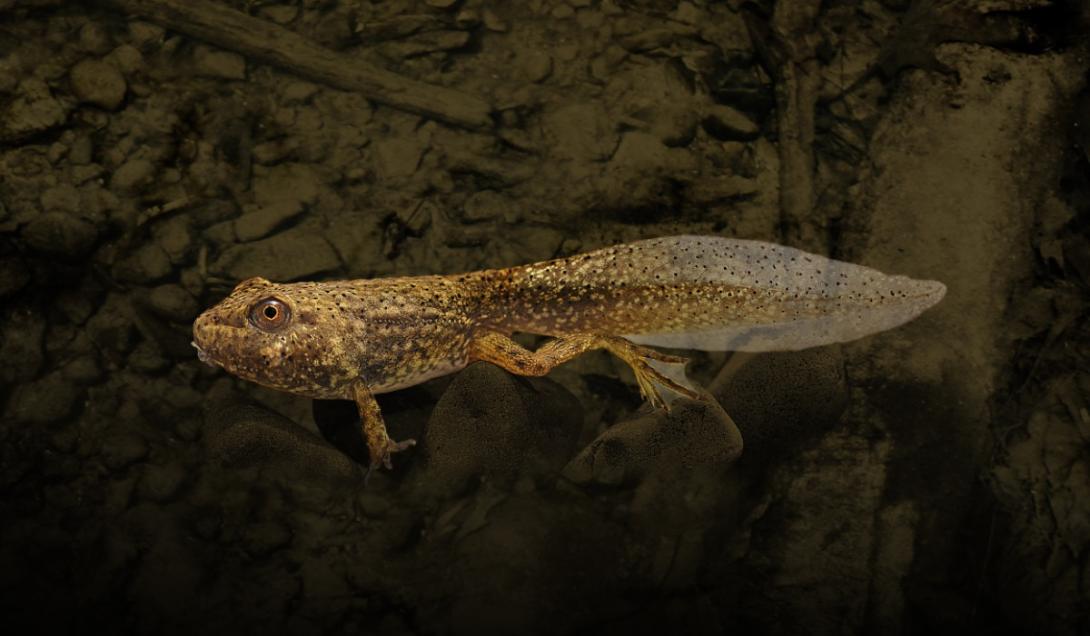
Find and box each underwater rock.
[213,227,342,282]
[143,284,200,323]
[702,103,760,140]
[106,44,144,76]
[152,216,194,265]
[61,354,103,385]
[417,362,583,497]
[432,492,625,636]
[192,44,246,80]
[460,190,507,223]
[129,531,207,629]
[109,157,156,192]
[710,348,849,466]
[542,102,618,161]
[101,431,150,471]
[21,211,99,258]
[563,398,742,487]
[4,372,79,425]
[372,137,425,180]
[77,21,113,56]
[0,256,31,299]
[40,184,82,214]
[605,62,700,148]
[86,293,138,357]
[69,59,127,111]
[136,461,188,503]
[252,163,321,208]
[203,398,364,489]
[113,243,173,284]
[233,200,306,242]
[518,49,552,83]
[1,78,69,141]
[241,520,293,557]
[0,306,45,384]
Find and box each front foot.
[353,380,417,481]
[371,436,417,471]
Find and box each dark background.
[2,0,1089,634]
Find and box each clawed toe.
[368,436,416,473]
[627,353,702,411]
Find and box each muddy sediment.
[1,1,1089,634]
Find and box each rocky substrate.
[1,0,1089,634]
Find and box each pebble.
[136,462,187,503]
[69,59,127,111]
[0,308,45,384]
[128,21,165,47]
[461,190,507,222]
[520,50,553,83]
[68,135,93,165]
[55,288,96,325]
[2,79,68,141]
[281,80,319,104]
[77,21,113,55]
[242,521,293,557]
[21,211,99,257]
[543,102,618,161]
[0,257,30,299]
[5,373,79,425]
[192,44,246,80]
[552,4,575,18]
[372,137,425,180]
[214,227,342,282]
[145,284,200,322]
[153,216,193,264]
[702,103,760,140]
[482,8,508,32]
[610,131,689,172]
[61,354,103,385]
[100,432,149,471]
[127,339,170,374]
[107,44,144,75]
[233,200,306,242]
[40,184,81,214]
[86,293,138,357]
[179,268,205,299]
[652,108,698,147]
[109,157,155,192]
[259,4,298,24]
[673,1,703,24]
[113,243,172,284]
[252,163,320,207]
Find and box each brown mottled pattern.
[192,275,477,399]
[193,235,945,401]
[467,235,946,351]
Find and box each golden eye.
[249,297,291,331]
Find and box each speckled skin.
[193,235,946,471]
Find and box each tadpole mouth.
[192,340,215,367]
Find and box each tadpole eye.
[249,297,291,331]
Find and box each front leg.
[351,380,416,475]
[467,331,701,409]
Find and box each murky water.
[1,1,1088,634]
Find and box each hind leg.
[467,331,701,409]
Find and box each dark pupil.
[263,305,278,320]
